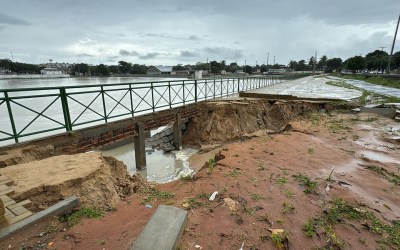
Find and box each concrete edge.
[0,195,80,240]
[239,92,344,102]
[131,204,188,250]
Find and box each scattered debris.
[224,198,238,212]
[194,244,202,249]
[209,191,218,201]
[145,204,152,208]
[268,229,289,250]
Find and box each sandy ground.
[1,111,399,250]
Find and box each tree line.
[1,49,400,76]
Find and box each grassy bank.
[330,73,400,89]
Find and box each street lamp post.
[388,13,400,74]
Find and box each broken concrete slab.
[131,205,187,250]
[0,195,79,241]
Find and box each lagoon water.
[0,76,186,145]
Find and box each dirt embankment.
[184,99,326,146]
[0,153,147,211]
[0,144,56,168]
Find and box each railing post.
[237,78,240,93]
[226,79,229,96]
[213,79,216,99]
[60,88,72,131]
[220,79,223,97]
[205,80,207,100]
[173,112,182,150]
[129,84,134,117]
[194,80,198,102]
[100,86,108,123]
[150,82,155,112]
[182,80,186,105]
[168,81,172,108]
[4,92,18,143]
[134,122,146,170]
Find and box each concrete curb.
[131,205,188,250]
[0,195,79,240]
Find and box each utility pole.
[273,56,275,65]
[388,13,400,74]
[313,51,317,74]
[379,47,386,73]
[266,52,269,72]
[10,51,14,61]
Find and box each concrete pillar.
[173,112,182,150]
[134,123,146,170]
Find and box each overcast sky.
[1,0,399,66]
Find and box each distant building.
[41,68,64,75]
[174,70,203,79]
[147,66,174,75]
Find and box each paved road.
[248,76,362,100]
[327,76,400,99]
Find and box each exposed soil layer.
[0,153,148,212]
[1,105,400,250]
[183,99,327,146]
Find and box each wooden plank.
[7,200,31,210]
[0,188,15,196]
[8,211,32,224]
[9,206,29,216]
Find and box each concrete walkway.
[327,76,400,98]
[247,76,362,100]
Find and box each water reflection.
[101,142,197,183]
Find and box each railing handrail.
[0,74,309,145]
[0,75,268,92]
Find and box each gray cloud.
[76,53,95,57]
[203,47,243,60]
[119,49,139,56]
[0,13,30,25]
[180,51,198,57]
[139,52,159,59]
[0,0,399,65]
[105,55,119,62]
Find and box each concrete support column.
[134,123,146,170]
[173,112,182,150]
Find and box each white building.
[40,68,64,75]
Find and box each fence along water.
[0,75,303,145]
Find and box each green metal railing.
[0,74,305,144]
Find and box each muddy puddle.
[101,143,197,183]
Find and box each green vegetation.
[180,174,194,181]
[282,201,295,214]
[182,193,209,209]
[276,176,288,185]
[307,147,315,154]
[364,165,400,185]
[327,118,351,133]
[292,173,318,194]
[309,199,400,248]
[303,218,316,237]
[208,157,217,171]
[257,161,265,171]
[142,188,175,203]
[250,193,264,201]
[284,189,294,198]
[331,73,400,89]
[59,207,104,227]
